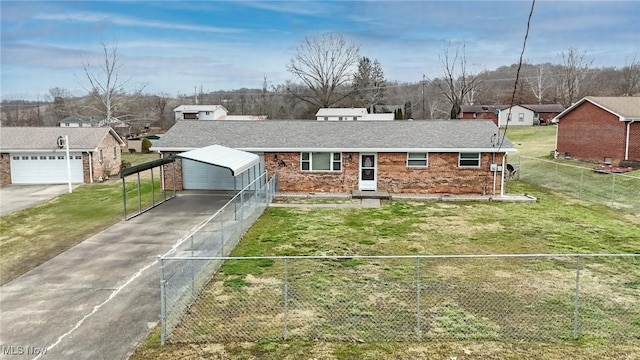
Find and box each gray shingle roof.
[152,120,516,152]
[586,96,640,118]
[0,127,124,151]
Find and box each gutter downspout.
[625,120,635,161]
[89,152,94,183]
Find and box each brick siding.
[557,101,629,164]
[0,153,11,185]
[92,134,123,181]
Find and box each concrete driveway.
[0,184,77,215]
[0,192,232,360]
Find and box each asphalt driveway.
[0,192,231,360]
[0,184,78,215]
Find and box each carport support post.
[151,167,155,206]
[137,172,142,213]
[234,177,237,220]
[122,177,127,220]
[190,235,195,298]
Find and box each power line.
[498,0,536,151]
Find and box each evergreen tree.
[352,57,386,111]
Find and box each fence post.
[415,256,422,341]
[240,190,245,235]
[282,257,289,340]
[159,256,167,345]
[611,174,616,204]
[573,256,582,339]
[190,235,195,298]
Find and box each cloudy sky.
[1,0,638,100]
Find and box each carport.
[176,145,263,192]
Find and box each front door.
[359,153,377,191]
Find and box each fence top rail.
[160,253,640,261]
[518,155,640,180]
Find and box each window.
[205,111,210,115]
[407,152,428,167]
[352,116,357,120]
[49,156,56,160]
[338,116,344,121]
[75,155,82,160]
[301,152,341,171]
[39,156,47,160]
[22,156,29,160]
[13,156,19,160]
[518,113,524,122]
[459,152,481,167]
[113,147,117,159]
[31,156,38,160]
[57,155,65,160]
[99,149,103,162]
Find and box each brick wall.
[629,121,640,161]
[92,134,123,180]
[0,153,11,185]
[162,153,183,190]
[265,152,505,195]
[557,102,627,164]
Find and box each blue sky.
[1,0,639,100]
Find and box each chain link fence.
[161,254,639,344]
[159,173,278,344]
[513,155,640,214]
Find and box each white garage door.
[11,153,84,184]
[182,159,236,190]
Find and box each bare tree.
[555,48,596,107]
[431,43,485,119]
[352,57,386,112]
[526,63,552,103]
[286,33,360,108]
[81,42,145,126]
[620,56,640,96]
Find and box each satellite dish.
[57,136,66,148]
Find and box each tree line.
[2,35,638,131]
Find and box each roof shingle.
[0,127,123,151]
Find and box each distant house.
[58,115,94,128]
[152,120,517,196]
[459,105,502,126]
[498,105,535,127]
[316,108,394,121]
[173,105,266,121]
[461,104,565,127]
[0,127,125,185]
[554,96,640,166]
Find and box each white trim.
[359,153,377,191]
[406,152,428,168]
[300,152,342,172]
[458,152,481,168]
[626,120,635,160]
[552,97,639,123]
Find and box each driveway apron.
[0,192,231,360]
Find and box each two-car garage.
[9,152,84,184]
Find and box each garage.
[10,152,84,184]
[179,145,262,191]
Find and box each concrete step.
[351,190,391,200]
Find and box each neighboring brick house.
[0,127,125,185]
[152,120,517,196]
[459,105,502,126]
[554,96,640,165]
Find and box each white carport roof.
[177,145,260,176]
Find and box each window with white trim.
[407,152,428,167]
[301,152,341,171]
[459,152,481,167]
[518,113,524,122]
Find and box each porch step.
[351,190,391,200]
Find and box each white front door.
[359,153,377,191]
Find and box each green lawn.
[0,152,162,285]
[130,181,640,360]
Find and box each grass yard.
[0,152,163,285]
[131,181,640,360]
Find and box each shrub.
[141,138,152,153]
